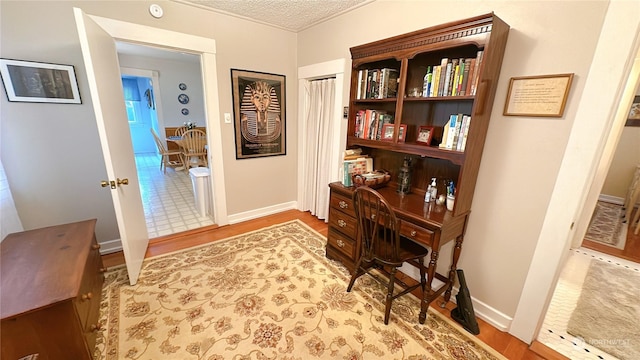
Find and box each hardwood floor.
[101,209,548,359]
[582,207,640,263]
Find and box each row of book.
[342,148,373,186]
[422,51,484,98]
[354,109,394,140]
[355,68,399,100]
[439,113,472,151]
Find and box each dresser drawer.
[400,221,434,248]
[328,207,357,238]
[330,192,355,217]
[328,228,356,260]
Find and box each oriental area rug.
[567,259,640,360]
[95,220,505,360]
[584,201,627,249]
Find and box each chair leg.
[384,267,398,325]
[418,257,426,293]
[347,257,365,292]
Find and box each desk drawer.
[328,207,357,238]
[327,228,356,260]
[330,192,355,218]
[401,221,434,248]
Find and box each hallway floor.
[135,153,214,238]
[538,246,638,360]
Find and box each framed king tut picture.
[231,69,286,159]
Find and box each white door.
[74,8,149,285]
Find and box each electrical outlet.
[224,113,231,124]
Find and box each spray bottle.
[429,177,438,201]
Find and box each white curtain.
[301,78,336,220]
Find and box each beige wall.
[0,0,298,241]
[601,82,640,198]
[297,1,609,322]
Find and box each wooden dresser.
[1,219,105,360]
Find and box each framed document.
[503,73,573,117]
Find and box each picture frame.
[626,96,640,127]
[230,69,286,159]
[381,124,395,141]
[397,124,407,143]
[503,73,573,117]
[416,126,434,145]
[0,59,81,104]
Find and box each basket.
[352,170,391,189]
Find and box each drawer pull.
[338,201,348,209]
[99,267,108,273]
[90,323,102,332]
[337,219,346,228]
[82,292,93,301]
[92,243,101,250]
[410,231,417,237]
[336,239,345,248]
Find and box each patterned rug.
[584,201,627,249]
[95,220,505,360]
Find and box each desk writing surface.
[330,182,468,244]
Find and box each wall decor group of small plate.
[178,83,189,115]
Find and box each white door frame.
[296,59,347,211]
[87,14,229,226]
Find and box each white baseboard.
[399,264,512,332]
[599,194,624,205]
[99,238,123,255]
[227,201,298,224]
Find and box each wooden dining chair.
[174,126,188,138]
[150,128,184,173]
[347,186,429,325]
[181,129,208,170]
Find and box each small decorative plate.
[178,83,187,90]
[178,93,189,104]
[181,108,189,115]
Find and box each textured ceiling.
[174,0,371,32]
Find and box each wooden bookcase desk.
[327,13,510,323]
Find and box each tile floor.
[538,247,639,360]
[135,153,215,238]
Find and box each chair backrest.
[181,129,207,153]
[150,128,168,153]
[174,126,188,137]
[352,186,402,266]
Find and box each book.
[356,70,364,100]
[438,58,449,96]
[459,115,471,151]
[451,60,461,96]
[440,119,451,148]
[431,65,441,97]
[442,61,453,96]
[354,110,365,138]
[470,50,484,95]
[445,114,458,149]
[465,58,476,96]
[459,58,472,96]
[377,113,393,140]
[451,113,464,150]
[342,158,368,186]
[381,68,399,98]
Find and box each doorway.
[118,46,215,237]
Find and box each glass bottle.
[397,157,412,194]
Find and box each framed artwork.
[381,124,395,141]
[416,126,434,145]
[231,69,286,159]
[0,58,81,103]
[398,124,407,142]
[503,73,573,117]
[626,96,640,127]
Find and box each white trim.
[598,194,624,205]
[85,12,228,226]
[296,59,347,212]
[99,238,124,255]
[510,2,640,343]
[227,202,298,224]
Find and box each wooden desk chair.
[347,186,429,325]
[181,129,208,170]
[150,128,184,173]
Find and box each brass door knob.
[117,178,129,186]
